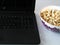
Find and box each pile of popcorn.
[40,9,60,26]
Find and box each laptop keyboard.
[0,14,34,30]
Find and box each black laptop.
[0,0,40,44]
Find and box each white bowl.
[39,6,60,33]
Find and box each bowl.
[39,6,60,33]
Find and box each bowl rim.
[39,5,60,28]
[40,5,60,12]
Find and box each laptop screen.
[0,0,35,11]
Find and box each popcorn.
[40,9,60,26]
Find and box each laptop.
[0,0,40,44]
